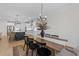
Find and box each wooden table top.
[24,35,65,52]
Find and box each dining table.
[24,34,69,56]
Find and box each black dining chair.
[37,47,51,56]
[23,37,39,56]
[15,32,25,41]
[36,42,51,56]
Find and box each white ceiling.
[0,3,72,21]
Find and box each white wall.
[47,4,79,46]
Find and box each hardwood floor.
[0,34,24,56]
[0,35,13,56]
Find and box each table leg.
[26,45,29,56]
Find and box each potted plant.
[36,16,48,38]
